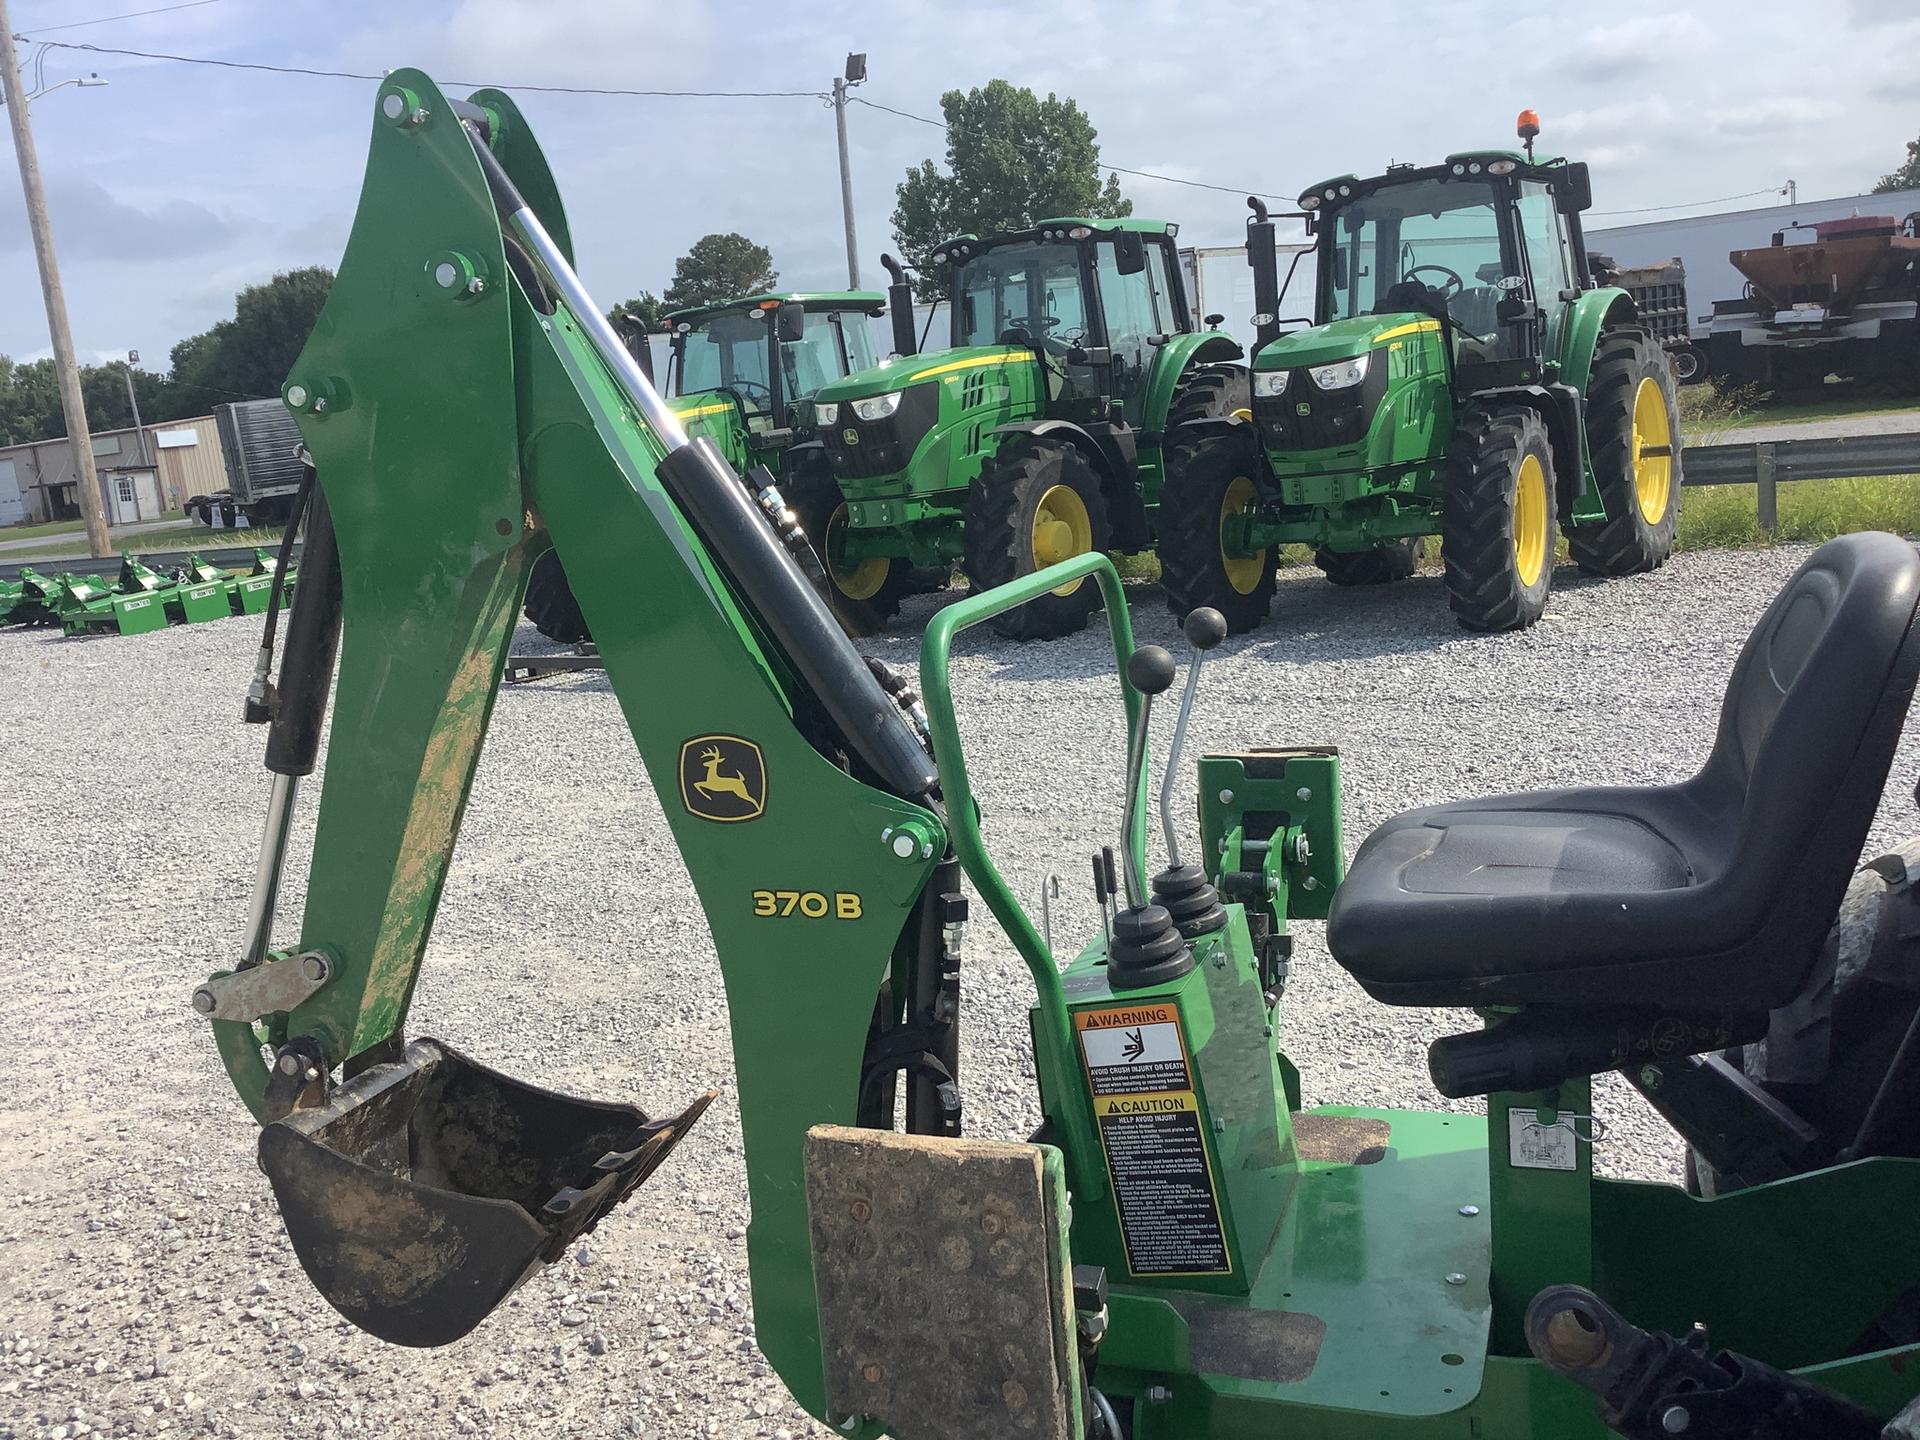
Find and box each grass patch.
[0,517,84,542]
[28,525,283,563]
[1675,474,1920,551]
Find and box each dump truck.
[521,289,892,641]
[1160,113,1683,633]
[210,397,307,526]
[1589,254,1702,383]
[1705,213,1920,393]
[805,222,1247,639]
[196,71,1920,1440]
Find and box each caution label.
[1075,1003,1193,1096]
[1095,1091,1230,1276]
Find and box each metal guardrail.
[0,542,301,585]
[1683,430,1920,532]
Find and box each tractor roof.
[930,216,1175,265]
[666,291,886,328]
[1298,153,1572,215]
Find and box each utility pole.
[123,348,153,505]
[832,53,867,290]
[0,2,111,557]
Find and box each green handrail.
[919,553,1144,1198]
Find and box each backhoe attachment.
[259,1041,712,1346]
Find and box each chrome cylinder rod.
[240,772,299,968]
[463,124,690,453]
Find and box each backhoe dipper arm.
[203,70,944,1415]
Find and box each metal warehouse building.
[0,414,227,527]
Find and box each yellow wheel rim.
[1631,376,1674,524]
[1219,474,1267,596]
[1514,453,1548,589]
[1032,483,1093,596]
[826,502,890,601]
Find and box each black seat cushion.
[1328,533,1920,1009]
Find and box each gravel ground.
[1718,405,1920,446]
[4,542,1918,1440]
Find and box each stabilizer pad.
[805,1125,1080,1440]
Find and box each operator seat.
[1327,533,1920,1011]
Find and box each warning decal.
[1094,1091,1230,1276]
[1075,1003,1193,1096]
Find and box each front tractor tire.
[1315,538,1419,587]
[1159,429,1277,635]
[1566,330,1682,576]
[1441,405,1558,632]
[786,464,910,636]
[523,550,590,644]
[964,437,1111,641]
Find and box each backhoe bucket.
[258,1038,713,1347]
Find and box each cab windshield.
[678,308,871,417]
[1321,177,1510,345]
[952,243,1090,350]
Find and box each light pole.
[123,348,151,486]
[832,53,866,290]
[0,9,112,555]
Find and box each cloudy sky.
[3,0,1917,370]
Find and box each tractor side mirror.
[775,300,806,344]
[1113,231,1147,276]
[1554,162,1593,215]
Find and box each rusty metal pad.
[805,1125,1076,1440]
[1177,1299,1329,1384]
[1292,1113,1393,1165]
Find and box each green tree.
[166,266,334,411]
[608,291,666,331]
[891,80,1131,299]
[1873,131,1920,194]
[0,356,62,446]
[661,234,777,310]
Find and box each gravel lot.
[4,542,1918,1440]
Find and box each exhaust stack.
[881,253,918,357]
[1246,197,1281,351]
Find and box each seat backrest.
[1701,532,1920,955]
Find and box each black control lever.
[1152,608,1230,941]
[1107,646,1193,988]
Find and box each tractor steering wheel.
[732,379,774,409]
[1403,264,1465,300]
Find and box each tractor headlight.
[1251,369,1289,398]
[814,402,839,426]
[1308,354,1370,390]
[851,391,903,422]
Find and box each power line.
[1588,186,1786,218]
[848,94,1290,202]
[14,0,222,34]
[24,38,831,97]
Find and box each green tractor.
[1160,115,1682,633]
[807,223,1248,639]
[522,288,888,640]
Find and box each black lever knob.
[1183,607,1228,652]
[1126,645,1176,697]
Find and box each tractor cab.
[1283,148,1596,392]
[665,292,884,466]
[938,218,1194,427]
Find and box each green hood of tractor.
[1254,313,1441,371]
[812,345,1035,403]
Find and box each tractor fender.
[1554,286,1641,396]
[1142,332,1246,431]
[1466,382,1589,509]
[1160,412,1260,447]
[990,419,1147,547]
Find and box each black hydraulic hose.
[264,481,343,778]
[457,122,938,801]
[659,440,940,799]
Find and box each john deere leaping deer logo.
[678,735,768,823]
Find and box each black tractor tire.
[1159,428,1276,635]
[1689,839,1920,1198]
[1441,404,1558,632]
[785,461,910,635]
[1166,362,1252,430]
[1565,330,1682,577]
[1315,538,1420,587]
[523,549,590,644]
[964,436,1111,641]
